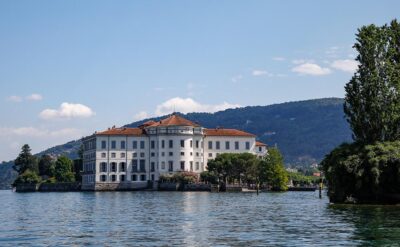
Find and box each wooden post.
[319,178,323,199]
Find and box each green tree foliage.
[12,169,41,185]
[323,19,400,203]
[260,147,288,191]
[38,155,55,177]
[344,20,400,143]
[287,172,318,186]
[54,156,75,182]
[205,152,288,191]
[13,144,38,174]
[321,142,400,203]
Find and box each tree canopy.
[344,19,400,144]
[13,144,38,174]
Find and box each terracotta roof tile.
[204,128,255,137]
[97,127,146,136]
[149,113,200,127]
[256,141,267,146]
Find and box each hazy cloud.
[292,63,331,76]
[39,102,95,120]
[6,95,23,103]
[26,94,43,101]
[272,57,285,61]
[331,59,359,73]
[0,126,82,138]
[133,111,149,121]
[231,75,243,83]
[155,97,240,116]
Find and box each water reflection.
[0,190,399,246]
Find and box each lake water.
[0,190,400,246]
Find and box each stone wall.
[15,183,40,192]
[39,183,81,192]
[90,181,149,191]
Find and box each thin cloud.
[272,57,285,61]
[155,97,240,116]
[292,63,331,76]
[26,94,43,101]
[331,59,359,73]
[39,102,95,120]
[231,75,243,83]
[6,95,23,103]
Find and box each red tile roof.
[256,141,267,147]
[147,113,200,127]
[204,128,255,137]
[97,127,146,136]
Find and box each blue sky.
[0,0,399,161]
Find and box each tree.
[54,156,75,182]
[13,144,38,174]
[344,19,400,144]
[260,147,288,191]
[12,169,41,185]
[38,155,55,177]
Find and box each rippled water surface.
[1,190,400,246]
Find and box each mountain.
[0,98,352,189]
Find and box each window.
[139,159,146,172]
[132,160,138,172]
[101,162,107,172]
[208,153,213,158]
[168,161,173,171]
[190,152,193,156]
[181,152,185,156]
[111,141,116,149]
[120,162,126,172]
[196,162,199,170]
[161,140,165,148]
[140,152,145,158]
[196,140,199,148]
[140,174,146,181]
[140,141,145,149]
[151,174,155,181]
[151,152,155,157]
[246,142,250,150]
[120,153,125,158]
[131,174,137,181]
[151,162,155,172]
[120,175,125,182]
[111,153,116,158]
[196,152,199,157]
[216,141,220,150]
[101,152,106,158]
[259,147,262,152]
[133,152,137,158]
[101,141,106,149]
[235,141,239,150]
[190,161,193,171]
[190,140,193,148]
[169,152,173,157]
[180,161,185,170]
[225,141,230,150]
[161,161,166,169]
[111,174,116,182]
[161,152,165,157]
[133,141,138,149]
[121,141,126,149]
[180,140,185,148]
[151,140,155,149]
[111,162,117,172]
[101,175,107,182]
[169,140,173,148]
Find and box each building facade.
[82,113,267,190]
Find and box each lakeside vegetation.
[12,144,80,186]
[200,148,289,191]
[322,19,400,204]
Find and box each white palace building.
[81,113,267,190]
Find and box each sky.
[0,0,399,161]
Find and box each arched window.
[100,162,107,172]
[120,162,126,172]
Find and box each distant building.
[81,113,267,190]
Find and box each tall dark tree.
[54,156,75,182]
[38,155,55,177]
[344,19,400,143]
[13,144,38,174]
